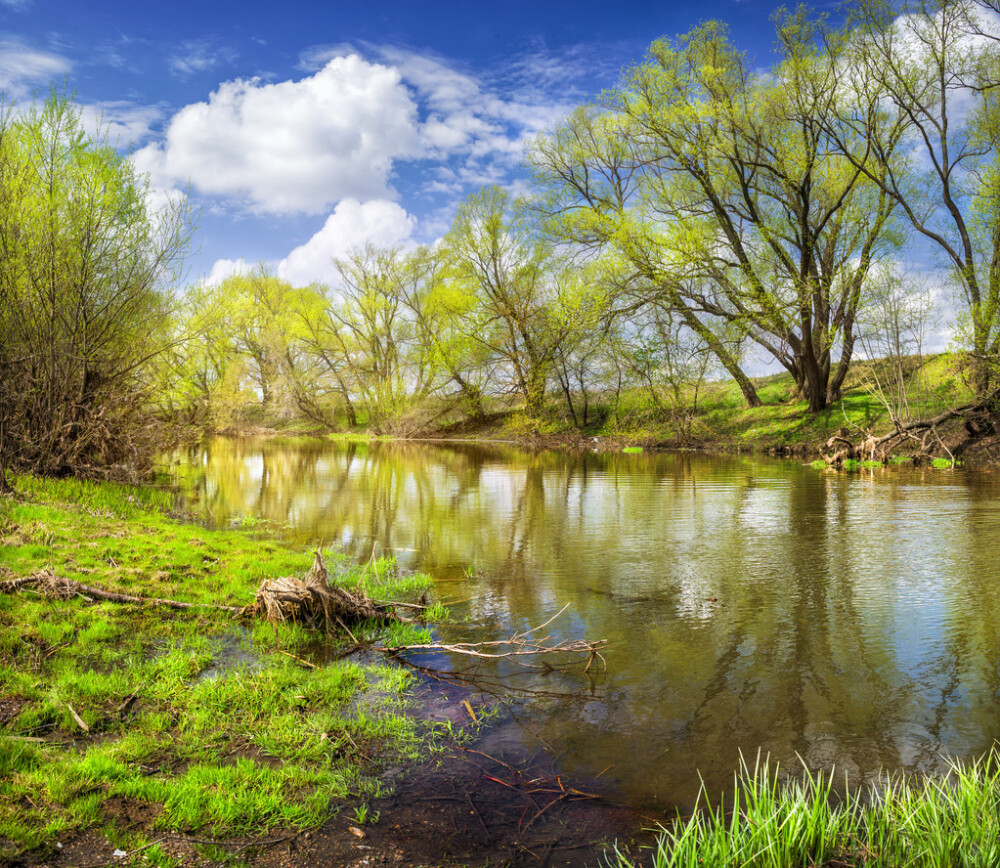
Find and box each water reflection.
[170,437,1000,810]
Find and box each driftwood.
[0,551,399,630]
[822,386,1000,464]
[1,557,608,672]
[242,549,398,631]
[0,571,242,612]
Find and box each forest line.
[4,0,1000,481]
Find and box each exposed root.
[242,549,399,631]
[821,386,1000,465]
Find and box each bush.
[0,91,191,486]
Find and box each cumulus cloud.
[278,198,416,286]
[134,55,422,215]
[134,43,580,228]
[204,258,253,286]
[0,40,70,97]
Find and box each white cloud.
[134,54,422,215]
[297,43,356,71]
[374,45,572,160]
[169,40,237,78]
[277,198,416,286]
[135,43,579,227]
[0,40,70,97]
[80,101,164,147]
[204,258,253,286]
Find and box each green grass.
[614,751,1000,868]
[0,474,446,859]
[591,352,973,457]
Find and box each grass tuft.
[613,751,1000,868]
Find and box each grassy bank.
[614,752,1000,868]
[249,354,984,462]
[0,475,444,866]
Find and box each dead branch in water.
[376,603,608,672]
[1,557,609,674]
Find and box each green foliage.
[0,89,191,483]
[529,12,900,414]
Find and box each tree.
[531,13,901,412]
[399,246,495,422]
[0,91,190,482]
[836,0,1000,394]
[294,245,448,433]
[443,187,577,417]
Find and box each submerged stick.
[376,604,608,670]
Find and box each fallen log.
[0,571,242,612]
[0,550,399,629]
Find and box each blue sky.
[2,0,829,287]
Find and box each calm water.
[170,437,1000,811]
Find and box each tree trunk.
[524,371,547,418]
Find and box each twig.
[276,649,317,669]
[72,837,168,868]
[65,702,89,732]
[1,571,242,612]
[116,683,144,714]
[467,793,492,843]
[335,615,360,646]
[520,793,566,833]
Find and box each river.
[169,436,1000,812]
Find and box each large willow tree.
[0,93,190,485]
[531,13,902,412]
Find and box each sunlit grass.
[594,352,973,453]
[613,751,1000,868]
[0,473,447,858]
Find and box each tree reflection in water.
[171,438,1000,811]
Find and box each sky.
[1,0,837,289]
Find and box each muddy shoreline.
[7,675,656,868]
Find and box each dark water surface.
[170,437,1000,811]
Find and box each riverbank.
[0,475,643,867]
[0,475,435,865]
[6,458,1000,866]
[205,355,1000,468]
